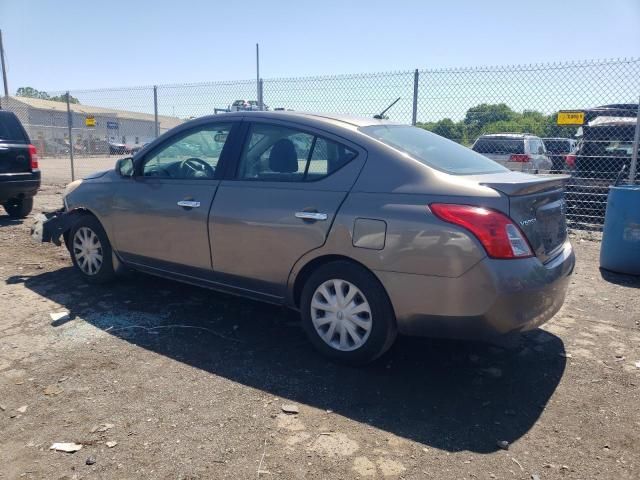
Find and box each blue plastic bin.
[600,185,640,275]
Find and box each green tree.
[431,118,465,142]
[16,86,50,100]
[464,103,516,130]
[418,104,578,145]
[50,93,80,104]
[16,87,79,104]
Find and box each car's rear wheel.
[300,261,397,365]
[3,197,33,219]
[69,215,115,284]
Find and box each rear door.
[209,120,365,299]
[0,112,30,174]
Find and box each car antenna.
[373,97,401,119]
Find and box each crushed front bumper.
[31,209,79,246]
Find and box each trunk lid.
[466,171,570,262]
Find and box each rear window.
[543,139,572,153]
[0,113,28,143]
[360,125,507,175]
[472,137,525,155]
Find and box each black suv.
[565,104,638,225]
[0,111,41,218]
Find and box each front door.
[209,121,365,299]
[111,121,236,273]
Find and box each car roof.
[200,110,401,129]
[542,137,574,141]
[588,116,637,127]
[477,133,536,139]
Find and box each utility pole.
[629,97,640,184]
[0,30,9,99]
[256,43,261,110]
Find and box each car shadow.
[8,267,567,454]
[600,268,640,288]
[0,214,24,228]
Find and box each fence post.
[258,78,264,111]
[66,92,75,182]
[629,97,640,184]
[153,85,159,137]
[411,69,419,126]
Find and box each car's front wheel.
[300,261,397,365]
[3,197,33,219]
[69,215,115,284]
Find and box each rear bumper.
[0,171,41,203]
[376,240,575,339]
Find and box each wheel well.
[292,254,377,308]
[62,208,97,249]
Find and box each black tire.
[300,261,397,365]
[68,214,116,284]
[3,197,33,219]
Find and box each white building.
[3,96,182,153]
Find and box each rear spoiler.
[479,174,571,196]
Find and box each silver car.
[34,112,575,364]
[472,133,553,173]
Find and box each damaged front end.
[31,209,83,246]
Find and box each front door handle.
[295,211,328,221]
[177,200,201,208]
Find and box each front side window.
[362,125,508,175]
[237,123,356,182]
[142,124,232,179]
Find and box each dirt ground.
[1,184,639,480]
[39,156,117,185]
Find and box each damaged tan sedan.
[33,111,574,364]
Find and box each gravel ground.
[0,186,639,480]
[39,156,117,184]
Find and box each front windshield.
[360,125,508,175]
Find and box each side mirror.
[116,157,134,177]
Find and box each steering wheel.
[180,157,215,178]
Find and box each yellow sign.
[85,116,96,127]
[557,111,585,126]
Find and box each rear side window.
[361,125,507,175]
[543,139,572,153]
[0,113,28,143]
[472,137,525,155]
[237,123,357,182]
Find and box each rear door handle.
[295,211,327,221]
[177,200,201,208]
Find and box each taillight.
[28,144,39,170]
[509,154,530,163]
[430,204,533,259]
[565,154,576,168]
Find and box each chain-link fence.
[1,57,638,229]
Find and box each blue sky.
[1,0,639,92]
